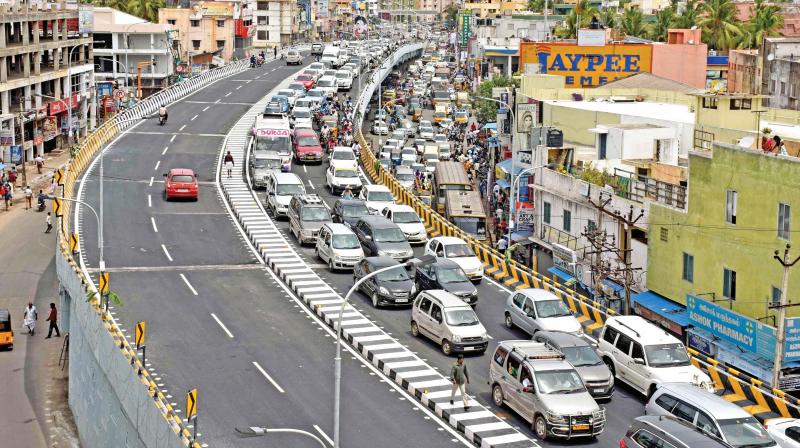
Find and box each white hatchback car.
[381,204,427,244]
[358,184,395,215]
[424,236,484,282]
[329,147,358,170]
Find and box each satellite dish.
[767,53,775,61]
[691,25,698,30]
[738,135,755,148]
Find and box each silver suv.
[288,194,331,244]
[489,340,605,441]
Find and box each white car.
[291,107,314,129]
[335,70,353,90]
[308,62,326,72]
[294,98,315,111]
[316,76,338,98]
[433,134,447,145]
[358,184,395,215]
[381,204,427,244]
[372,120,389,135]
[766,418,800,448]
[342,63,359,77]
[424,236,484,281]
[329,147,358,170]
[419,124,434,140]
[277,89,299,107]
[326,166,363,194]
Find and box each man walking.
[34,154,44,174]
[45,212,52,233]
[24,185,32,209]
[45,302,60,338]
[23,302,37,335]
[449,355,471,411]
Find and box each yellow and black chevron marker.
[54,168,64,186]
[98,271,109,295]
[135,321,146,349]
[52,197,63,217]
[70,233,79,254]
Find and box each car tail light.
[619,439,627,448]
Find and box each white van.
[265,172,306,217]
[321,46,342,68]
[315,223,364,271]
[410,289,489,355]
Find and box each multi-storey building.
[462,0,526,18]
[0,0,95,164]
[92,7,175,99]
[251,0,297,48]
[159,2,239,64]
[761,37,800,111]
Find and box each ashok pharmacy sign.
[460,12,471,46]
[687,295,800,362]
[519,42,653,87]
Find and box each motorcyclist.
[320,124,330,141]
[158,104,168,124]
[37,190,46,210]
[250,54,257,68]
[341,186,354,200]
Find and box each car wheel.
[534,415,548,440]
[504,312,513,329]
[441,339,452,356]
[604,358,616,378]
[492,384,505,407]
[410,321,419,337]
[371,292,380,308]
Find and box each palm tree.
[527,0,545,13]
[125,0,164,22]
[620,7,648,38]
[561,0,599,38]
[601,7,618,29]
[740,0,784,48]
[650,7,676,41]
[697,0,743,50]
[673,0,701,29]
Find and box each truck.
[252,113,293,172]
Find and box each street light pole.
[333,255,435,448]
[67,44,85,146]
[476,95,515,246]
[510,164,548,232]
[50,195,103,268]
[772,245,800,388]
[235,426,326,448]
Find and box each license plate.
[572,424,590,431]
[177,189,189,192]
[463,346,476,351]
[593,388,605,394]
[395,299,408,303]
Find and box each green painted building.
[647,142,800,320]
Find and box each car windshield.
[279,90,295,97]
[293,110,311,118]
[644,343,691,367]
[171,175,194,183]
[301,207,330,221]
[535,370,586,394]
[368,191,393,202]
[276,183,304,195]
[336,72,348,78]
[437,267,469,284]
[377,267,409,282]
[319,80,335,87]
[373,227,406,243]
[452,217,485,237]
[307,90,325,97]
[335,169,358,178]
[421,126,432,132]
[393,211,419,224]
[333,152,355,160]
[253,158,279,169]
[534,299,572,318]
[561,346,603,367]
[297,75,312,81]
[297,136,319,147]
[396,173,414,182]
[444,309,479,326]
[289,84,305,91]
[717,417,776,448]
[444,243,475,258]
[343,204,369,217]
[332,234,360,249]
[256,135,291,153]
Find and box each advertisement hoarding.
[517,103,537,133]
[78,5,93,34]
[318,0,329,18]
[577,29,606,46]
[519,42,653,87]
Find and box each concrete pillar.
[21,21,29,46]
[32,20,39,45]
[507,55,512,77]
[24,85,31,110]
[1,90,9,115]
[0,23,6,48]
[0,56,6,83]
[23,51,30,77]
[54,74,61,98]
[34,83,43,156]
[53,48,59,71]
[34,51,40,75]
[34,83,42,108]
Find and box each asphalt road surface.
[76,55,473,448]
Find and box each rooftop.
[542,99,695,124]
[598,72,703,95]
[93,7,171,33]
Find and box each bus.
[432,161,472,214]
[445,190,487,241]
[252,113,292,171]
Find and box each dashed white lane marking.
[303,165,307,173]
[252,361,285,393]
[179,273,198,295]
[191,114,199,121]
[313,425,334,446]
[148,195,152,208]
[161,244,173,262]
[210,313,234,338]
[170,135,176,143]
[225,92,232,97]
[202,106,210,112]
[236,85,242,90]
[215,99,221,104]
[151,217,158,232]
[179,124,187,131]
[162,146,169,155]
[154,160,160,171]
[149,176,154,187]
[308,179,315,189]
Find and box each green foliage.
[620,7,648,37]
[86,290,124,307]
[578,163,619,189]
[697,0,743,50]
[443,5,459,24]
[473,76,519,124]
[601,8,618,29]
[650,7,676,41]
[739,0,784,48]
[673,0,701,29]
[558,0,600,39]
[80,0,163,22]
[527,0,545,13]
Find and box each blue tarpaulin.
[482,122,497,130]
[495,179,510,189]
[547,266,577,285]
[631,290,689,327]
[497,159,525,176]
[603,279,624,294]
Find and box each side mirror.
[194,174,198,178]
[163,173,168,177]
[365,235,372,241]
[633,357,645,365]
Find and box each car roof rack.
[617,320,641,338]
[510,343,565,361]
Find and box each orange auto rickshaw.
[0,308,13,350]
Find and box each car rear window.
[171,175,194,182]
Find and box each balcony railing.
[612,168,687,210]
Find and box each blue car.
[270,95,290,113]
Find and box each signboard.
[97,81,113,97]
[318,0,329,18]
[33,130,43,146]
[10,145,22,164]
[460,12,471,46]
[687,295,800,363]
[186,389,198,421]
[135,321,146,349]
[517,208,535,225]
[354,15,367,37]
[49,95,79,115]
[255,129,290,137]
[552,243,578,276]
[78,5,93,34]
[519,42,653,87]
[0,130,13,146]
[99,271,109,294]
[517,103,537,133]
[42,117,57,142]
[577,29,606,47]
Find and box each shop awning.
[547,266,577,286]
[495,178,510,188]
[631,290,689,327]
[510,231,532,244]
[497,158,525,176]
[603,279,624,294]
[482,122,497,131]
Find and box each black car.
[352,216,413,262]
[622,415,734,448]
[331,199,370,229]
[415,259,478,305]
[354,257,415,308]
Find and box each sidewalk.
[2,150,70,211]
[0,158,80,447]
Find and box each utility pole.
[18,97,28,187]
[771,245,800,388]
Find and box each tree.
[125,0,164,22]
[559,0,599,39]
[697,0,743,50]
[473,76,519,124]
[442,5,459,27]
[651,7,676,41]
[740,0,784,48]
[620,7,648,38]
[527,0,545,13]
[600,7,618,29]
[673,0,701,29]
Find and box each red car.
[292,128,323,164]
[295,73,316,90]
[164,168,199,200]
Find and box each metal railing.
[612,168,687,209]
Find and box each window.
[782,81,787,95]
[512,293,525,309]
[772,286,782,307]
[216,40,225,49]
[615,333,633,355]
[726,190,737,224]
[493,346,509,366]
[217,19,225,27]
[603,326,618,344]
[729,98,752,110]
[702,97,718,109]
[779,203,791,240]
[191,40,200,50]
[167,19,176,25]
[587,220,596,232]
[190,19,200,27]
[655,394,678,412]
[417,297,431,314]
[785,426,800,443]
[631,342,644,361]
[672,402,698,424]
[543,201,551,224]
[430,304,442,322]
[632,429,677,448]
[257,16,267,25]
[660,227,668,242]
[506,354,522,379]
[682,253,694,283]
[696,412,721,438]
[563,209,571,233]
[257,1,268,9]
[257,30,267,40]
[723,268,737,300]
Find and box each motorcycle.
[37,198,46,212]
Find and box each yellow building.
[159,2,237,63]
[462,0,526,17]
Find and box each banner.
[42,116,58,142]
[10,145,22,164]
[354,15,367,37]
[318,0,329,18]
[517,103,537,133]
[0,130,13,146]
[78,5,93,34]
